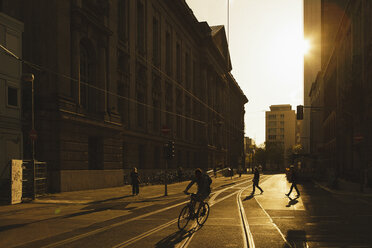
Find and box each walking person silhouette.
[251,167,263,195]
[130,167,140,195]
[286,165,300,197]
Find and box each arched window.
[79,41,96,111]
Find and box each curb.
[31,175,248,205]
[313,180,372,198]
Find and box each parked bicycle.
[177,192,210,230]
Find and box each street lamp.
[22,73,37,199]
[22,73,36,160]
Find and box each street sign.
[353,135,364,144]
[161,125,171,135]
[29,129,37,141]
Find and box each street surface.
[1,174,372,248]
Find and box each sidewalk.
[314,178,372,198]
[0,173,247,211]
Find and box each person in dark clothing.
[286,165,300,197]
[130,167,140,195]
[184,168,212,202]
[251,167,263,194]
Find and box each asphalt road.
[1,174,372,248]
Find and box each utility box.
[10,159,22,204]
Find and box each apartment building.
[266,104,296,169]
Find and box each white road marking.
[237,188,255,248]
[253,177,294,248]
[175,176,272,248]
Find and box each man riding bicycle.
[183,168,212,202]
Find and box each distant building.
[0,13,23,187]
[244,137,255,171]
[0,0,247,192]
[265,104,296,170]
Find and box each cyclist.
[183,168,212,215]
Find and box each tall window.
[137,92,145,128]
[137,1,145,55]
[193,61,197,94]
[185,96,191,140]
[117,51,130,123]
[122,142,127,169]
[152,17,160,66]
[136,63,147,128]
[154,146,160,169]
[185,52,190,89]
[152,74,161,132]
[176,89,183,138]
[138,144,145,168]
[153,99,160,132]
[176,43,181,82]
[165,82,173,129]
[165,31,172,75]
[7,86,18,107]
[80,42,96,112]
[118,0,128,42]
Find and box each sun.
[302,39,311,55]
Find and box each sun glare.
[302,39,311,55]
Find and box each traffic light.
[168,141,175,159]
[164,141,175,159]
[296,105,304,120]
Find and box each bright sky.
[186,0,304,145]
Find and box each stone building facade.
[303,0,321,155]
[309,0,372,184]
[0,12,23,189]
[1,0,247,192]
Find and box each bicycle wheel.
[178,205,192,230]
[196,202,210,226]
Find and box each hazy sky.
[186,0,304,145]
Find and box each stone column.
[71,29,80,104]
[97,45,107,115]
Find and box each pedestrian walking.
[251,167,263,194]
[228,167,233,179]
[286,165,300,197]
[130,167,140,195]
[213,167,217,178]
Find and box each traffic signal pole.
[296,105,323,120]
[163,140,175,196]
[164,159,168,196]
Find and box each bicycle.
[178,192,210,230]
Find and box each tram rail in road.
[38,176,258,248]
[113,177,266,248]
[174,176,271,248]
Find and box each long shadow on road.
[282,230,307,248]
[285,196,299,207]
[155,230,194,248]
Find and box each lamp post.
[161,125,171,196]
[22,73,36,160]
[22,73,36,199]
